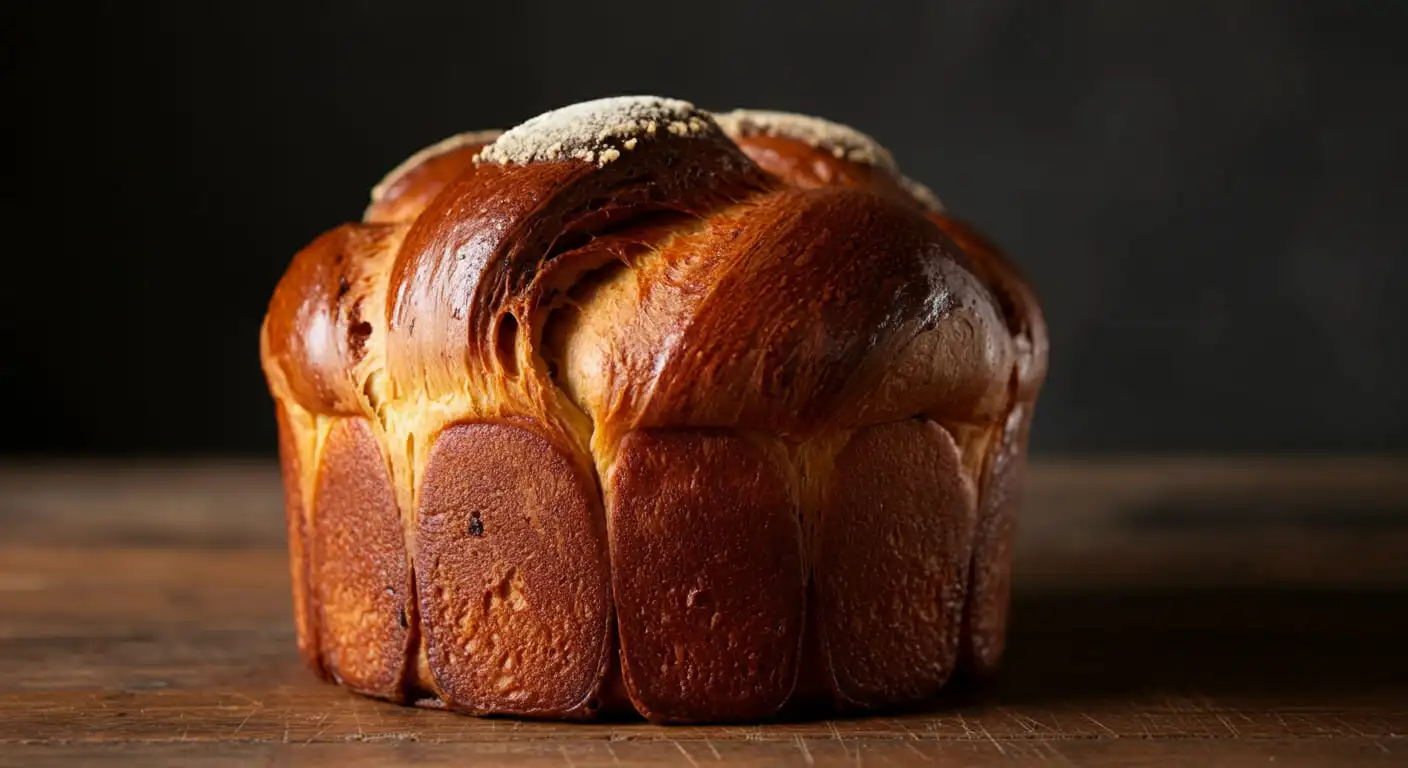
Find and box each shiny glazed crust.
[259,97,1048,722]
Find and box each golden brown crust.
[608,429,805,722]
[274,404,326,680]
[263,222,406,416]
[365,130,502,225]
[931,214,1049,397]
[311,417,414,700]
[923,217,1045,675]
[712,116,1049,682]
[384,114,769,407]
[259,96,1046,721]
[554,186,1013,452]
[726,133,926,210]
[415,421,612,717]
[961,402,1031,676]
[815,419,976,709]
[717,108,944,212]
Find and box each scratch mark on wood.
[227,691,264,708]
[302,711,332,746]
[1375,740,1390,754]
[956,712,975,740]
[1005,708,1049,735]
[605,740,623,766]
[924,718,944,739]
[975,719,1007,756]
[890,718,925,741]
[899,738,933,761]
[558,744,577,768]
[673,740,701,768]
[1039,737,1079,765]
[1335,716,1372,739]
[1216,713,1241,738]
[1162,694,1199,713]
[1081,713,1119,738]
[827,720,851,760]
[703,738,722,760]
[795,735,815,766]
[231,705,259,736]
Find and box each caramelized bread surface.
[260,97,1048,721]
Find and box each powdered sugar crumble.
[714,108,945,212]
[896,175,945,213]
[714,109,898,171]
[477,96,719,168]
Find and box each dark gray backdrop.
[6,1,1405,456]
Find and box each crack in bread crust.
[260,96,1045,721]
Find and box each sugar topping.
[714,108,945,212]
[371,129,503,203]
[713,109,898,171]
[476,96,718,167]
[896,175,945,213]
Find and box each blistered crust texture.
[260,95,1047,722]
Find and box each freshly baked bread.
[260,96,1047,722]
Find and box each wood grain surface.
[1,458,1405,766]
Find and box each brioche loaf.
[260,96,1048,722]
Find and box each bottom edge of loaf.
[279,411,1029,723]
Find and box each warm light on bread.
[260,95,1048,722]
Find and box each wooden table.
[2,459,1406,766]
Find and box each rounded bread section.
[262,222,405,417]
[310,416,415,700]
[273,403,325,679]
[926,215,1046,676]
[384,97,769,407]
[930,214,1048,399]
[607,429,805,723]
[365,130,502,225]
[715,111,1047,683]
[816,419,977,710]
[716,108,943,213]
[556,186,1013,445]
[415,421,612,718]
[961,403,1033,675]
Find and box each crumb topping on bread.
[477,96,717,167]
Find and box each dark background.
[5,1,1405,457]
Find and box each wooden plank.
[0,459,1405,765]
[2,682,1404,741]
[1014,456,1408,588]
[2,738,1406,768]
[3,547,1405,702]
